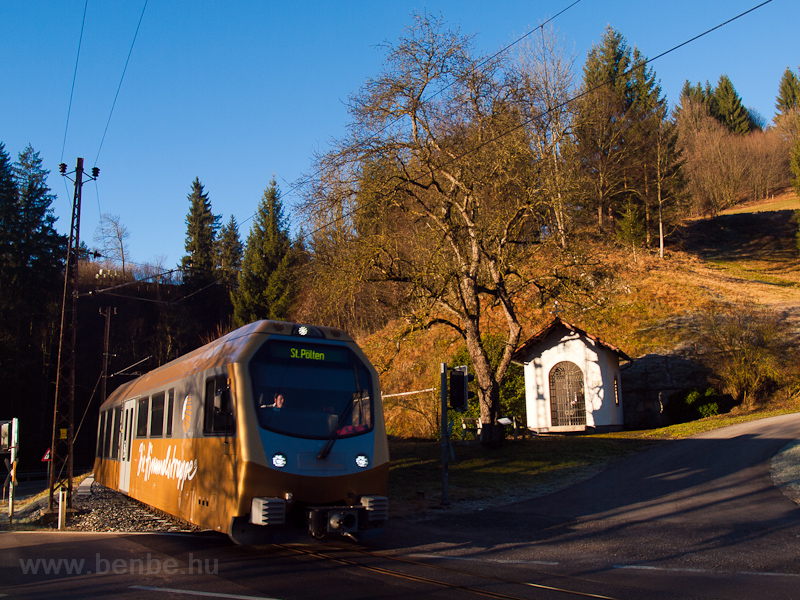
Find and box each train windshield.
[250,339,374,439]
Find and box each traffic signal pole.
[440,363,450,506]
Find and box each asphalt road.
[1,413,799,600]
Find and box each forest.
[2,15,800,466]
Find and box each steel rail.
[277,544,620,600]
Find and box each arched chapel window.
[548,361,586,427]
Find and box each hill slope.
[362,191,800,437]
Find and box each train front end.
[231,323,389,543]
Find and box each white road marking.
[130,586,283,600]
[408,553,559,565]
[613,565,800,578]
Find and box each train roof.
[100,320,354,409]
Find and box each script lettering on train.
[136,442,198,490]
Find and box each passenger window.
[136,397,149,437]
[165,389,175,437]
[97,411,107,458]
[204,376,234,436]
[111,406,122,459]
[103,410,113,458]
[150,393,165,437]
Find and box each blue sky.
[2,0,798,269]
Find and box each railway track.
[277,543,621,600]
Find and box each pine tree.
[0,144,65,421]
[573,26,635,231]
[791,115,800,197]
[0,143,17,278]
[232,178,296,326]
[217,215,243,290]
[712,75,752,134]
[573,26,676,243]
[181,177,220,291]
[9,145,66,287]
[216,215,243,322]
[179,177,222,344]
[776,67,800,115]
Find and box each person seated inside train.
[260,392,286,411]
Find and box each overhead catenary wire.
[60,0,88,165]
[291,0,774,247]
[237,0,585,230]
[94,0,148,167]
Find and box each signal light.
[449,365,474,412]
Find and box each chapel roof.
[510,317,632,364]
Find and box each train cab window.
[250,340,374,440]
[136,397,149,437]
[150,393,165,437]
[204,376,234,436]
[165,389,175,437]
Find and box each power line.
[60,0,88,165]
[292,0,774,246]
[238,0,584,229]
[94,0,148,167]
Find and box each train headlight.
[272,453,288,468]
[355,453,370,469]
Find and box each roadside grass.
[388,435,656,516]
[388,395,800,516]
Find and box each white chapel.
[511,317,631,433]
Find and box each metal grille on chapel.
[549,361,586,427]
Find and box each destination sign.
[268,341,349,364]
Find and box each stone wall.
[620,353,711,429]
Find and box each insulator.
[92,167,100,178]
[59,163,67,175]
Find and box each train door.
[118,399,136,493]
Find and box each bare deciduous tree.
[300,14,577,433]
[93,213,130,273]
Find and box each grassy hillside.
[362,190,800,438]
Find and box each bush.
[694,301,797,409]
[665,387,733,423]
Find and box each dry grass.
[720,189,800,214]
[363,190,800,439]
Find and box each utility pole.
[50,158,98,511]
[99,306,115,404]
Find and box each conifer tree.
[574,26,675,242]
[216,215,243,322]
[0,144,66,475]
[8,145,65,288]
[0,143,17,276]
[180,177,222,344]
[776,67,800,115]
[217,215,243,291]
[713,75,752,134]
[181,177,220,291]
[232,179,296,326]
[573,26,635,231]
[791,116,800,196]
